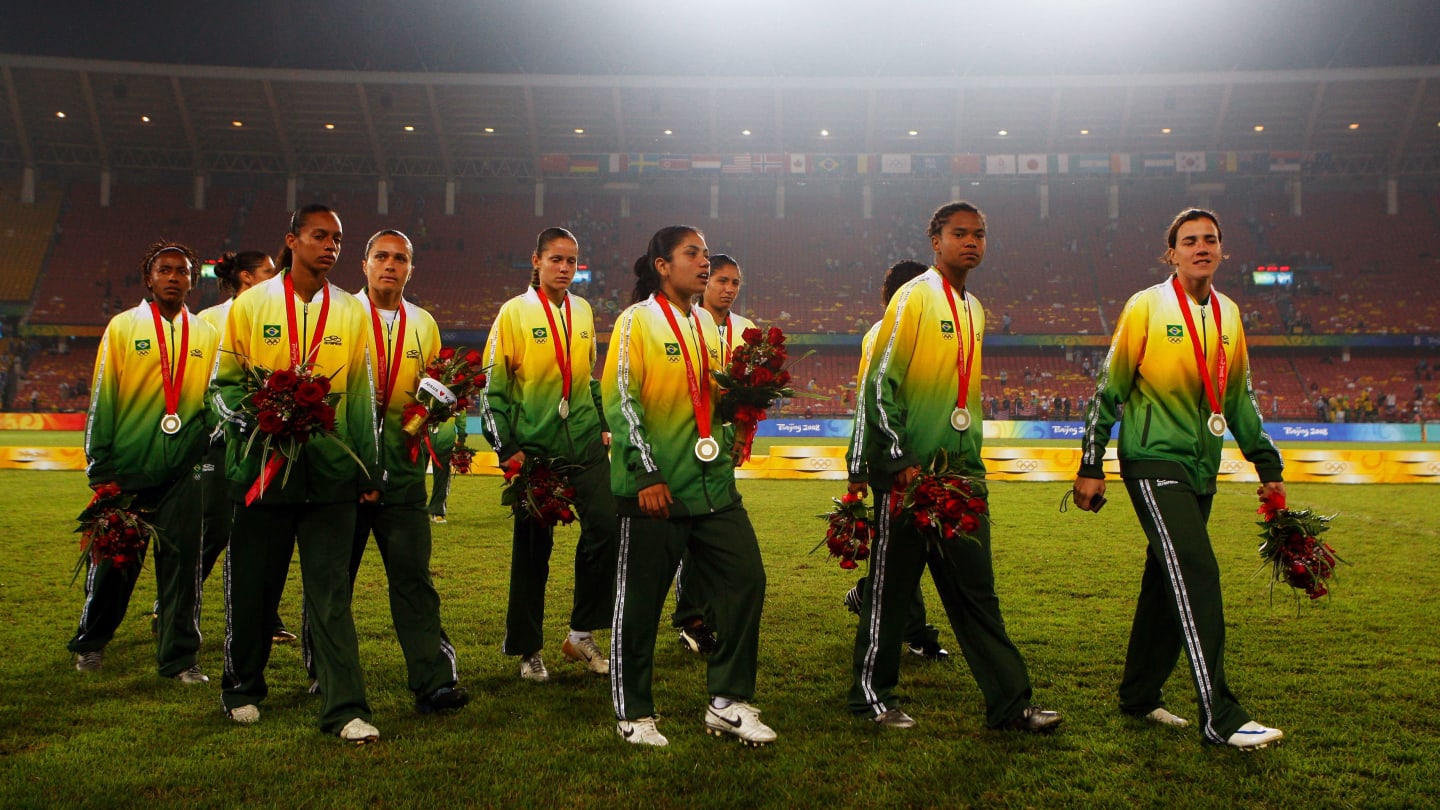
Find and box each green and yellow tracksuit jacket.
[846,320,883,483]
[355,292,441,505]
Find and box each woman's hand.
[637,482,674,520]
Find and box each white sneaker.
[1226,721,1283,750]
[873,708,917,729]
[74,651,103,672]
[338,717,380,744]
[1144,707,1189,727]
[617,717,668,747]
[228,705,260,724]
[519,652,549,683]
[704,700,777,746]
[173,665,210,684]
[561,635,609,675]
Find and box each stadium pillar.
[99,170,111,208]
[1107,181,1119,220]
[378,179,389,215]
[445,179,456,216]
[20,166,34,204]
[192,174,205,211]
[1386,177,1398,215]
[285,176,298,211]
[533,181,544,217]
[1039,178,1050,220]
[709,181,719,219]
[1288,179,1303,217]
[862,183,873,220]
[951,183,962,202]
[775,181,785,220]
[620,193,630,218]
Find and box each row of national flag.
[538,151,1327,177]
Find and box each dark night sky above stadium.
[7,0,1440,75]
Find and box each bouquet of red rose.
[1256,491,1344,605]
[889,449,987,552]
[402,347,486,445]
[711,325,816,464]
[233,361,361,505]
[501,456,579,528]
[72,482,159,582]
[812,491,874,569]
[449,417,476,475]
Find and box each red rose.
[839,558,857,570]
[455,397,469,411]
[967,497,987,514]
[473,373,487,388]
[258,410,285,435]
[314,375,331,395]
[942,497,966,519]
[960,513,980,533]
[295,380,326,405]
[438,347,456,361]
[774,370,791,387]
[752,367,774,386]
[765,354,784,371]
[464,349,482,366]
[267,368,298,392]
[741,327,762,344]
[765,326,785,344]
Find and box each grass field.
[1,467,1437,808]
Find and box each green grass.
[1,470,1437,808]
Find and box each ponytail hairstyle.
[139,240,199,285]
[630,225,701,304]
[276,203,337,271]
[213,250,272,296]
[531,226,578,289]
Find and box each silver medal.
[1207,412,1227,437]
[160,413,182,435]
[558,399,570,419]
[950,407,972,432]
[694,437,720,463]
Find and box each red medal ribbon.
[369,299,407,410]
[938,276,977,411]
[283,271,331,369]
[656,294,713,442]
[148,301,189,421]
[1171,274,1228,418]
[534,287,573,404]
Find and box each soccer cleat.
[843,584,863,616]
[173,665,210,684]
[872,708,917,729]
[338,717,380,744]
[704,701,777,746]
[906,640,950,662]
[561,635,610,675]
[74,651,103,673]
[1144,707,1190,728]
[271,628,297,644]
[228,704,260,724]
[1226,721,1283,750]
[617,717,668,747]
[678,623,718,656]
[1008,705,1063,732]
[416,686,470,714]
[519,652,549,683]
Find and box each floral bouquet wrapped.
[233,362,360,505]
[889,449,987,551]
[711,325,815,464]
[1256,492,1344,604]
[501,456,579,528]
[72,482,159,582]
[812,491,874,569]
[401,347,486,440]
[448,418,476,475]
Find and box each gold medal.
[950,407,972,432]
[1207,412,1227,437]
[694,437,720,463]
[160,413,182,435]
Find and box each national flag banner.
[1017,154,1048,174]
[1175,152,1207,173]
[789,154,809,174]
[692,155,722,172]
[1110,153,1132,174]
[608,153,628,173]
[1054,154,1070,174]
[951,154,983,175]
[1073,154,1111,175]
[628,153,660,174]
[880,153,912,174]
[539,154,570,173]
[569,155,601,174]
[659,156,692,171]
[753,153,786,174]
[1221,152,1239,173]
[912,154,949,176]
[985,154,1016,175]
[1141,153,1176,173]
[1269,151,1303,173]
[812,155,850,175]
[722,154,752,174]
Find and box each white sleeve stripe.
[870,284,915,460]
[616,310,656,472]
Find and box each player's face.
[1167,218,1222,287]
[145,251,192,308]
[657,231,710,301]
[237,256,277,292]
[285,211,343,273]
[931,210,986,277]
[363,234,413,297]
[704,263,742,312]
[534,237,578,300]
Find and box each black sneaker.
[1008,705,1063,732]
[416,685,471,714]
[843,585,863,616]
[678,623,718,655]
[906,640,950,662]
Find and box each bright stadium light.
[908,130,918,136]
[231,120,243,127]
[1161,127,1171,134]
[404,125,415,132]
[663,129,672,135]
[1254,125,1264,132]
[55,111,66,118]
[741,129,751,136]
[324,123,335,130]
[820,129,829,136]
[141,115,150,123]
[1079,129,1090,135]
[484,127,495,133]
[997,130,1008,136]
[1350,123,1361,130]
[574,128,585,134]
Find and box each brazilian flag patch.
[665,343,681,355]
[940,320,955,333]
[134,339,151,351]
[263,325,282,339]
[532,327,548,340]
[1166,324,1183,343]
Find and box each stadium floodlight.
[484,127,495,133]
[741,129,751,136]
[820,129,829,136]
[231,120,243,127]
[1254,125,1265,132]
[574,128,584,134]
[1350,123,1361,130]
[664,129,673,135]
[1080,129,1089,135]
[908,130,918,136]
[324,123,335,130]
[55,111,66,119]
[1161,127,1171,134]
[997,130,1007,136]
